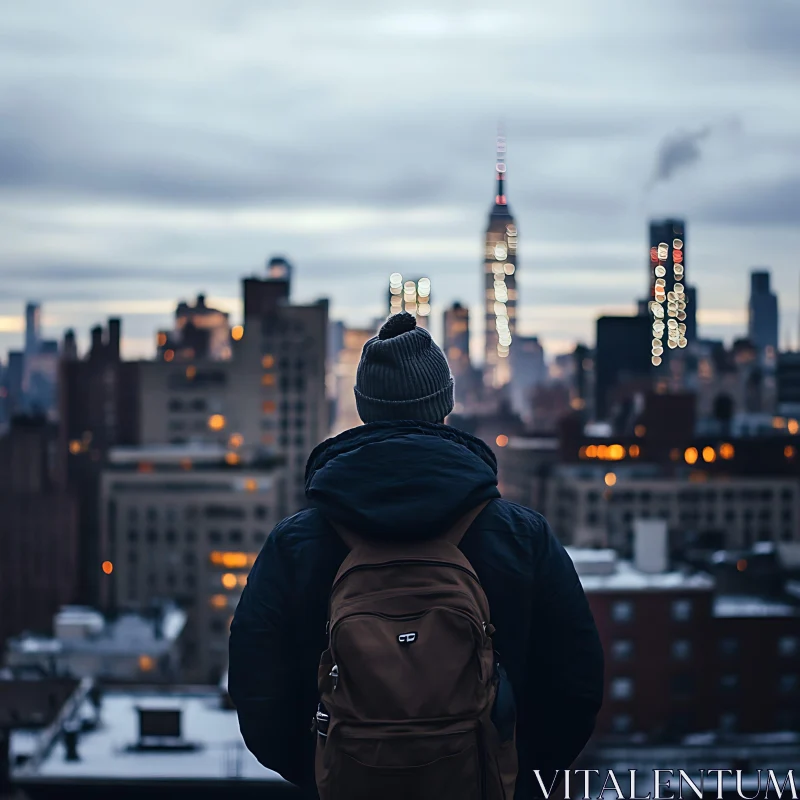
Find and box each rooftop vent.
[62,720,80,762]
[633,518,668,574]
[131,704,198,752]
[54,607,104,641]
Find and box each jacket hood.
[305,420,500,541]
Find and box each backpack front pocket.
[330,733,481,800]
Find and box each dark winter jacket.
[228,421,604,798]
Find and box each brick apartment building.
[575,522,800,741]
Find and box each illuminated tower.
[483,135,518,387]
[387,273,431,327]
[648,218,688,364]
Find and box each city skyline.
[2,1,800,360]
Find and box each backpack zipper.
[332,558,481,591]
[330,607,488,680]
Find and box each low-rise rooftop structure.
[12,681,294,799]
[5,604,187,682]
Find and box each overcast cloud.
[1,0,799,359]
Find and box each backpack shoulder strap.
[330,499,491,551]
[330,521,361,551]
[441,499,491,547]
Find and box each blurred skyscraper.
[483,136,518,388]
[748,269,779,365]
[60,318,140,604]
[510,335,546,424]
[0,416,78,646]
[443,302,471,380]
[595,315,652,422]
[14,301,60,419]
[25,302,41,357]
[156,294,231,362]
[4,351,24,418]
[646,219,695,358]
[387,273,431,327]
[331,326,373,435]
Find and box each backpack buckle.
[329,664,339,691]
[315,708,330,738]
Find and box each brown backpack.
[313,501,518,800]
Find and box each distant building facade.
[548,465,799,554]
[100,445,283,683]
[509,335,546,424]
[140,258,328,516]
[157,294,231,362]
[576,543,800,738]
[59,318,140,605]
[594,315,652,423]
[330,326,373,436]
[0,417,79,647]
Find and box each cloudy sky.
[1,0,799,361]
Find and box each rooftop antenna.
[495,124,507,206]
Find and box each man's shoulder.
[269,507,330,548]
[484,498,550,539]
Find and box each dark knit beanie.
[355,312,454,424]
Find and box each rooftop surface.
[713,595,800,618]
[16,687,285,785]
[567,547,715,592]
[9,607,187,656]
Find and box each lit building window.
[138,655,155,672]
[778,636,799,657]
[719,713,737,732]
[719,637,739,656]
[611,601,634,623]
[671,639,692,660]
[208,414,226,431]
[719,674,739,691]
[611,640,634,661]
[610,677,634,700]
[672,599,693,621]
[209,551,258,568]
[779,674,798,694]
[221,573,238,589]
[611,714,632,733]
[719,443,735,460]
